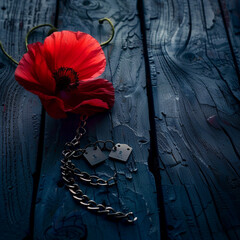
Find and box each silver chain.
[60,117,137,223]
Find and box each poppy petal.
[37,92,67,119]
[68,99,110,116]
[15,42,55,94]
[43,31,106,80]
[56,78,114,116]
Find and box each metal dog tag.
[109,143,132,162]
[84,146,107,166]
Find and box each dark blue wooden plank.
[0,1,57,239]
[142,0,240,239]
[33,0,161,239]
[219,0,240,76]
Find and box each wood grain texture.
[219,0,240,75]
[33,0,160,239]
[142,0,240,239]
[0,0,56,239]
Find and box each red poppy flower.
[15,31,115,118]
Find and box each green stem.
[0,41,19,65]
[25,23,57,51]
[0,20,112,65]
[99,18,115,46]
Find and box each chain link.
[60,117,137,223]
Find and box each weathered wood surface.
[0,1,56,239]
[142,0,240,239]
[1,0,240,239]
[33,0,160,239]
[219,0,240,73]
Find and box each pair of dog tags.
[83,143,132,166]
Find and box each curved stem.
[25,23,57,51]
[98,18,115,46]
[0,41,19,65]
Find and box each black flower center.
[53,67,79,91]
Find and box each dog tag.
[109,144,132,162]
[84,146,107,166]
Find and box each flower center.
[53,67,79,91]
